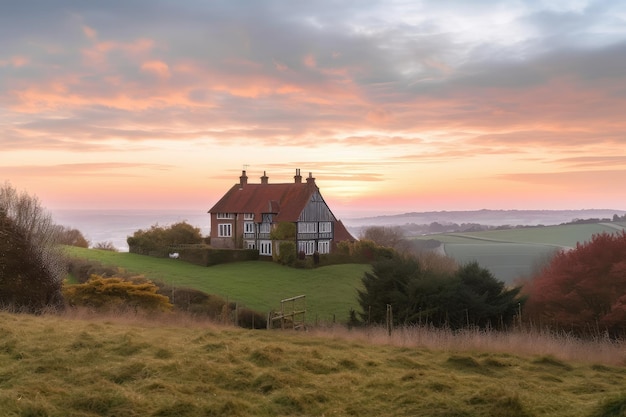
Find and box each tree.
[94,241,118,251]
[0,183,64,311]
[360,226,405,249]
[356,256,523,329]
[454,262,523,329]
[127,221,203,256]
[524,231,626,336]
[54,225,90,248]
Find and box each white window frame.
[259,223,271,233]
[298,222,317,233]
[298,240,316,255]
[216,213,234,219]
[259,240,272,256]
[319,222,332,233]
[218,223,232,237]
[246,241,256,249]
[244,213,254,220]
[244,222,255,234]
[318,240,330,254]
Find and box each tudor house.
[208,169,355,256]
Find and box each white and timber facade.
[208,169,355,256]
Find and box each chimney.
[239,170,248,188]
[294,168,302,183]
[306,172,316,187]
[260,171,269,185]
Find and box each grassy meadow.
[64,247,370,323]
[412,223,626,284]
[1,311,626,417]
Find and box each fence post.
[386,304,393,336]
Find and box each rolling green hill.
[64,247,370,323]
[412,223,626,285]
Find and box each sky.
[2,0,626,218]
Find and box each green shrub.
[277,241,296,265]
[127,222,203,257]
[270,222,296,240]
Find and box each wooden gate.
[268,295,306,330]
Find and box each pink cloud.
[141,60,171,79]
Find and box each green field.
[65,247,370,323]
[413,223,626,285]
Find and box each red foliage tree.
[524,231,626,336]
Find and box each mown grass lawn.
[64,247,371,323]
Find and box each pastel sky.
[2,0,626,217]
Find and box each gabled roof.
[209,182,317,222]
[333,219,356,242]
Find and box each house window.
[244,213,254,220]
[218,223,232,237]
[246,241,256,249]
[259,240,272,256]
[244,222,255,234]
[319,222,332,233]
[216,213,234,219]
[318,240,330,254]
[298,222,317,233]
[298,240,316,255]
[259,223,271,233]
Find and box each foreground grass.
[64,247,370,323]
[1,311,626,417]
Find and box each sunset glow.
[2,1,626,218]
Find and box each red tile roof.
[334,219,356,242]
[209,182,317,222]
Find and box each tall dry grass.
[310,325,626,366]
[3,308,626,416]
[49,306,626,366]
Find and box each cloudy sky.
[2,0,625,216]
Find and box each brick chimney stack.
[260,171,269,184]
[306,172,316,187]
[239,170,248,188]
[294,169,302,183]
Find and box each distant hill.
[343,209,626,229]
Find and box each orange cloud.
[141,60,171,79]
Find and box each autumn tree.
[55,225,89,248]
[524,231,626,336]
[0,183,64,311]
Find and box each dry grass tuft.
[310,325,626,366]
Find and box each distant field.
[412,223,626,284]
[64,247,370,323]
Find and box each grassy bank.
[64,247,370,323]
[1,311,625,417]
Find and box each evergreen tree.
[356,256,523,329]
